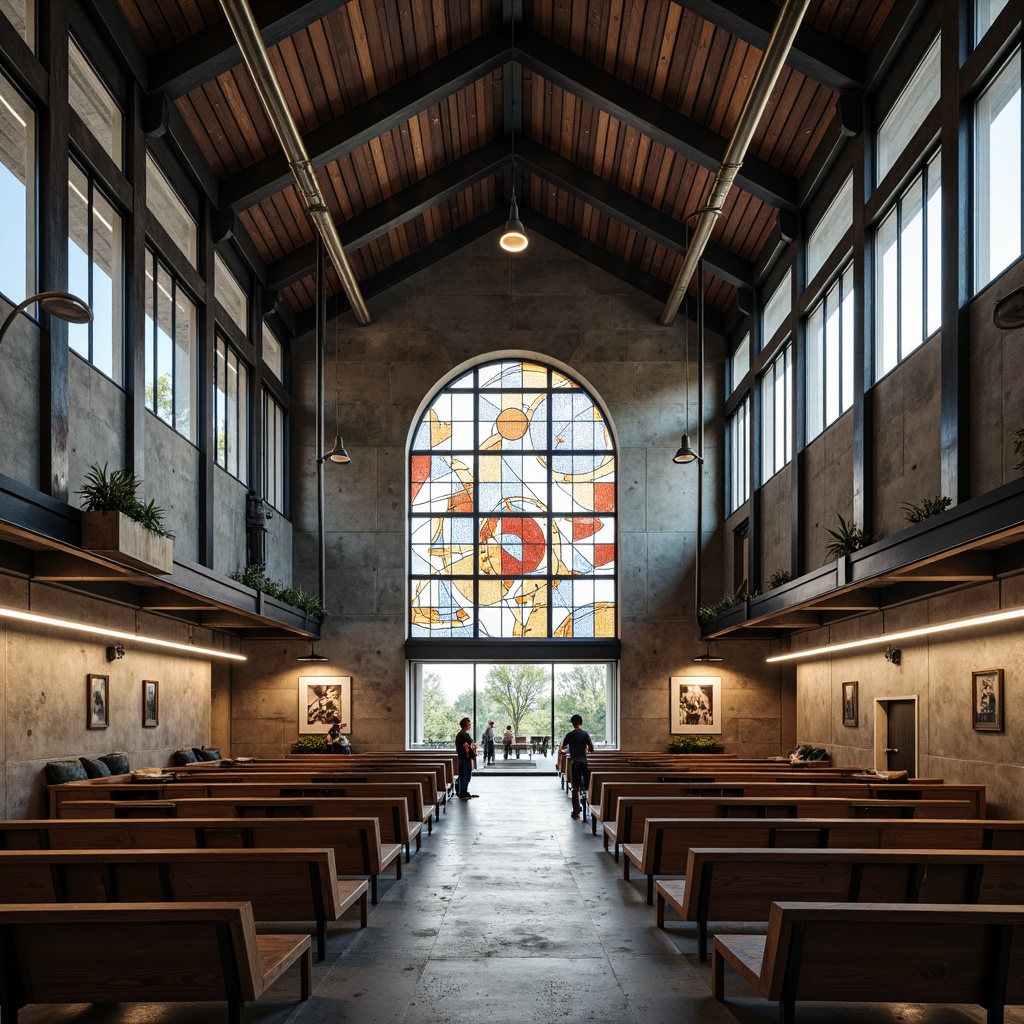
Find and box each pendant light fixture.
[296,640,329,663]
[693,642,723,663]
[320,312,350,464]
[499,14,527,253]
[674,252,702,465]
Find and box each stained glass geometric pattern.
[410,359,617,640]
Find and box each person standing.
[502,725,514,760]
[559,714,594,820]
[455,716,478,798]
[482,721,496,766]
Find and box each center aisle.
[300,775,730,1024]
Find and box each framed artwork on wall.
[972,669,1003,732]
[670,676,722,734]
[87,674,109,729]
[842,681,858,727]
[298,676,351,734]
[142,680,159,727]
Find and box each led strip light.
[0,606,247,661]
[765,606,1024,664]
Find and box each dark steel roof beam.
[220,28,511,211]
[267,139,510,289]
[150,0,349,98]
[516,27,797,211]
[516,137,753,289]
[670,0,864,93]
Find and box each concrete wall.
[795,577,1024,818]
[69,354,126,494]
[212,469,248,578]
[803,409,854,569]
[0,574,213,818]
[144,416,200,561]
[871,334,941,538]
[759,463,791,584]
[0,304,42,488]
[228,234,788,758]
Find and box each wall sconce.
[297,641,328,663]
[0,291,92,345]
[994,286,1024,330]
[106,644,126,662]
[884,647,902,666]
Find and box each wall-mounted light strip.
[766,606,1024,664]
[0,606,247,661]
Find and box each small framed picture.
[142,680,159,728]
[841,681,858,728]
[298,676,352,734]
[670,676,722,734]
[972,670,1003,732]
[87,674,109,730]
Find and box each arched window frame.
[404,354,621,663]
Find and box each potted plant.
[669,735,723,754]
[291,735,326,754]
[78,463,174,575]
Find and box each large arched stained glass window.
[409,358,617,640]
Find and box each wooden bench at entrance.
[59,794,423,862]
[656,847,1024,959]
[0,847,368,960]
[621,816,1024,903]
[712,902,1024,1024]
[0,901,312,1024]
[0,816,402,904]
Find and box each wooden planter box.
[81,511,173,575]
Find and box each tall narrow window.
[0,71,34,305]
[68,38,122,168]
[409,358,617,640]
[263,390,285,512]
[146,154,197,266]
[876,152,942,379]
[144,248,196,440]
[215,333,249,483]
[975,47,1021,291]
[728,333,749,397]
[728,396,750,513]
[68,160,123,382]
[760,344,792,483]
[262,323,283,382]
[806,174,853,283]
[761,271,791,349]
[806,264,855,440]
[877,35,940,183]
[975,0,1010,43]
[214,253,247,334]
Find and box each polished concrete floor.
[20,775,1024,1024]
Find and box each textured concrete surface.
[17,776,1023,1024]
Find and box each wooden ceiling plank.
[149,0,351,98]
[670,0,863,94]
[518,30,797,210]
[220,27,510,211]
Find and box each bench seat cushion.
[46,760,88,784]
[80,757,112,778]
[173,749,199,765]
[100,752,130,775]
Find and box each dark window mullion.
[86,174,94,363]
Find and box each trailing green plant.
[78,462,174,539]
[230,567,328,620]
[291,735,326,753]
[669,735,721,753]
[697,585,751,623]
[1012,428,1024,474]
[766,568,792,590]
[823,513,874,561]
[899,495,952,524]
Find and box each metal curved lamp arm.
[0,291,93,346]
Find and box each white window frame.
[760,344,792,484]
[806,263,855,442]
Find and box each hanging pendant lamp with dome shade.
[674,258,702,466]
[499,14,527,253]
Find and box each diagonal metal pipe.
[660,0,810,326]
[217,0,371,325]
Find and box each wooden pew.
[0,816,402,904]
[49,772,441,824]
[59,794,422,862]
[0,901,311,1024]
[656,847,1024,959]
[0,847,368,960]
[711,902,1024,1024]
[622,816,1024,903]
[601,793,976,859]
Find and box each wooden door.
[883,699,917,775]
